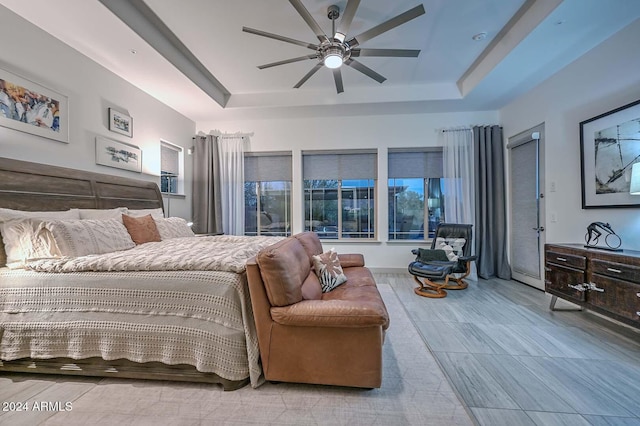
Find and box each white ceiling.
[2,0,640,122]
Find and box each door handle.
[532,227,545,232]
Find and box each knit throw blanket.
[25,235,282,273]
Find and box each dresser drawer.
[545,263,587,302]
[591,259,640,283]
[588,274,640,321]
[546,251,586,270]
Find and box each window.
[388,149,445,240]
[244,152,292,237]
[161,141,182,194]
[303,150,377,239]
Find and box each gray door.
[508,124,545,290]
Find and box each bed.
[0,157,276,390]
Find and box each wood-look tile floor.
[0,283,472,426]
[381,273,640,426]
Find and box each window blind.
[161,143,181,176]
[303,150,377,180]
[388,148,443,178]
[244,152,292,181]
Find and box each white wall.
[0,6,195,220]
[500,18,640,251]
[199,110,499,269]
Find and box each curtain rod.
[439,125,502,133]
[193,130,254,139]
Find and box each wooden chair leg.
[413,276,447,298]
[441,261,471,290]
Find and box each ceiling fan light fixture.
[322,46,344,68]
[324,53,343,68]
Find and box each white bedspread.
[0,235,282,388]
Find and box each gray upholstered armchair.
[408,223,477,298]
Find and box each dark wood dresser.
[545,243,640,329]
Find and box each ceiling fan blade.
[335,0,361,42]
[289,0,330,43]
[333,68,344,94]
[347,4,426,48]
[243,26,318,50]
[351,48,421,58]
[294,63,323,88]
[345,59,386,83]
[258,54,318,70]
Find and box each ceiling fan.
[242,0,426,94]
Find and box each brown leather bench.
[246,232,390,388]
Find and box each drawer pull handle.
[589,282,605,293]
[544,267,552,272]
[556,257,567,262]
[606,268,622,274]
[637,293,640,298]
[568,284,586,292]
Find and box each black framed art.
[580,99,640,208]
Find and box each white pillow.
[127,208,164,219]
[78,207,128,220]
[0,219,60,266]
[154,217,195,240]
[0,208,80,222]
[43,219,135,257]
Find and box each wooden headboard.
[0,156,164,266]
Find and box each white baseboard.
[369,267,407,274]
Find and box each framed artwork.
[0,66,69,143]
[95,136,142,173]
[108,107,133,137]
[580,99,640,208]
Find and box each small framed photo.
[580,99,640,208]
[108,107,133,137]
[95,136,142,173]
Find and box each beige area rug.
[0,284,473,426]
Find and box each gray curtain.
[474,125,511,279]
[191,135,223,234]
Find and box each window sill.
[161,192,186,199]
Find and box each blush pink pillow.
[122,214,161,245]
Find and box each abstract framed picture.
[580,99,640,208]
[95,136,142,173]
[0,66,69,143]
[108,107,133,137]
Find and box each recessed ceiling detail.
[242,0,425,94]
[3,0,640,120]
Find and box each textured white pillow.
[43,219,135,257]
[127,208,164,219]
[154,217,195,240]
[0,219,60,266]
[0,208,80,222]
[78,207,128,220]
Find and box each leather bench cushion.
[256,237,309,306]
[293,231,323,264]
[301,272,322,300]
[270,295,388,328]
